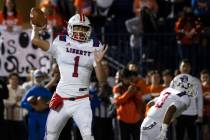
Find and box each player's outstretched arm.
[94,45,108,85]
[31,24,50,52]
[157,105,177,140]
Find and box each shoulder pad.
[59,35,66,42]
[93,38,100,47]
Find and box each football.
[30,7,47,27]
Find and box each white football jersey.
[147,87,190,123]
[47,35,103,97]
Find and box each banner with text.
[0,29,53,77]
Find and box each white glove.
[156,123,168,140]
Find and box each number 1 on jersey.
[72,56,80,77]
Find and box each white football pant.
[140,117,161,140]
[45,98,94,140]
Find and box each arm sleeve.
[20,89,34,111]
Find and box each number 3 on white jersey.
[154,92,171,108]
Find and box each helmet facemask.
[72,25,91,42]
[67,14,91,42]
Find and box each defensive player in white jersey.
[140,74,197,140]
[31,13,108,140]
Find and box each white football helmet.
[67,14,91,42]
[170,74,196,97]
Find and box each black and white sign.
[0,29,53,77]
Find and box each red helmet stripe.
[82,14,85,22]
[80,13,82,22]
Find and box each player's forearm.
[95,62,107,85]
[163,105,176,124]
[32,39,50,52]
[31,29,50,51]
[158,105,177,139]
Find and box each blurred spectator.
[40,0,64,38]
[0,0,23,32]
[4,73,26,140]
[114,70,122,85]
[133,0,141,16]
[94,0,114,17]
[143,70,164,102]
[111,69,122,140]
[176,59,203,140]
[142,70,164,117]
[91,83,114,140]
[145,70,153,85]
[174,68,181,76]
[4,73,25,120]
[127,61,147,95]
[200,69,210,140]
[74,0,93,16]
[126,0,159,73]
[191,0,210,27]
[0,77,9,139]
[21,69,52,140]
[113,68,142,140]
[156,0,172,19]
[56,0,75,20]
[127,61,140,74]
[125,13,142,63]
[22,68,36,93]
[21,68,36,140]
[175,7,204,71]
[174,0,191,17]
[105,0,135,47]
[109,0,135,20]
[162,69,173,88]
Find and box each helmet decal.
[170,74,196,97]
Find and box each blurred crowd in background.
[0,0,210,140]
